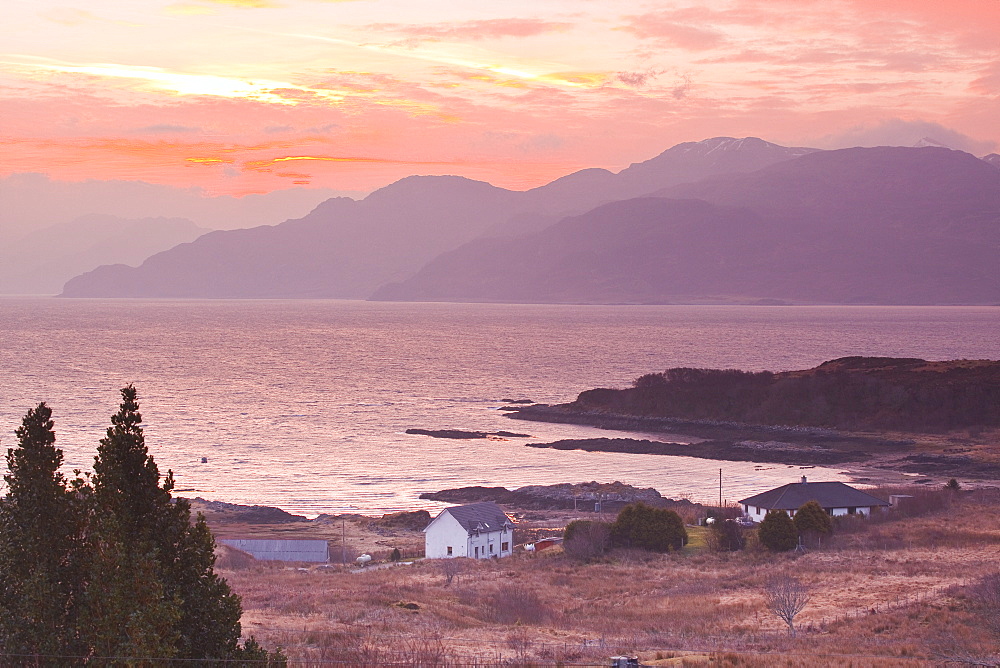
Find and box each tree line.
[574,357,1000,431]
[0,386,284,665]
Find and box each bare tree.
[439,557,464,587]
[764,575,810,637]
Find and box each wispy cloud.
[137,124,202,133]
[368,18,572,45]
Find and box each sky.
[3,0,1000,196]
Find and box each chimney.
[800,476,807,484]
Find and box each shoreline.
[505,404,1000,489]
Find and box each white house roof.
[219,538,330,562]
[739,480,889,511]
[426,502,513,534]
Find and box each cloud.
[368,18,572,44]
[622,11,726,50]
[615,69,663,88]
[195,0,278,7]
[815,119,996,154]
[16,59,352,106]
[970,62,1000,94]
[137,124,201,134]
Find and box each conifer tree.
[793,500,832,547]
[0,402,87,656]
[88,386,245,660]
[758,509,798,552]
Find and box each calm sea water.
[2,298,998,516]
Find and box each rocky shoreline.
[406,428,532,439]
[524,437,865,465]
[419,481,700,513]
[504,404,1000,482]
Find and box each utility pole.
[719,468,723,508]
[342,519,346,565]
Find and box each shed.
[424,502,514,560]
[738,476,889,523]
[219,538,330,563]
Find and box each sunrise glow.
[2,0,998,194]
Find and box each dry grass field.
[211,487,1000,666]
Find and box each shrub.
[486,584,550,624]
[563,520,611,560]
[610,503,687,552]
[709,519,746,552]
[793,500,832,547]
[758,510,798,552]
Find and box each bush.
[793,500,832,547]
[563,520,611,560]
[758,510,798,552]
[610,503,687,553]
[709,519,746,552]
[486,584,550,624]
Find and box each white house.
[424,502,514,560]
[738,476,890,523]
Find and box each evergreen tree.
[793,501,832,547]
[758,510,798,552]
[88,386,245,660]
[0,403,87,656]
[610,503,687,552]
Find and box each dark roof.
[431,502,513,534]
[738,481,890,510]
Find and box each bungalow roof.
[739,481,889,511]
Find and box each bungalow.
[739,476,890,523]
[424,502,514,560]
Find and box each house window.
[475,546,479,558]
[501,542,509,551]
[848,507,857,514]
[489,544,494,553]
[446,546,452,556]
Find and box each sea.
[2,298,998,517]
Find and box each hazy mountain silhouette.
[60,137,814,298]
[0,173,347,242]
[373,147,1000,305]
[984,153,1000,169]
[62,176,525,298]
[0,215,208,295]
[502,137,817,235]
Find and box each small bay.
[2,298,998,516]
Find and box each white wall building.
[738,477,890,523]
[424,502,514,560]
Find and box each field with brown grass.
[211,487,1000,666]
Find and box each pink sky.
[3,0,999,195]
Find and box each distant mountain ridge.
[374,146,1000,305]
[60,138,1000,304]
[61,137,813,298]
[0,215,208,295]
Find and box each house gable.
[424,502,514,559]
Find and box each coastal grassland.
[215,487,1000,666]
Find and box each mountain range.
[0,215,208,295]
[61,138,1000,305]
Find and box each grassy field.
[212,487,1000,666]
